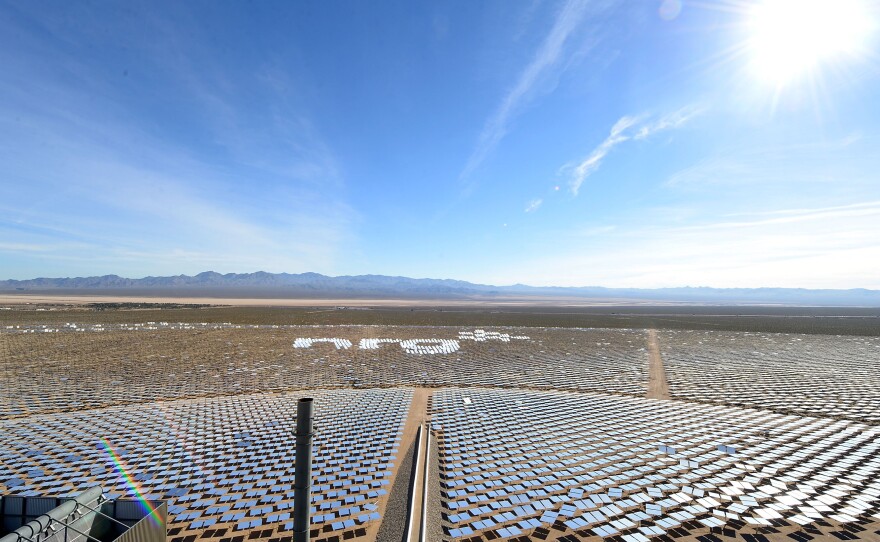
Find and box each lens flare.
[100,438,163,525]
[659,0,683,21]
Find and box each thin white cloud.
[0,119,352,279]
[665,157,749,188]
[577,225,616,236]
[724,200,880,218]
[567,115,640,196]
[665,134,871,188]
[569,106,702,195]
[461,0,591,182]
[482,200,880,289]
[0,13,354,278]
[0,242,55,253]
[673,200,880,231]
[525,199,543,213]
[633,105,704,140]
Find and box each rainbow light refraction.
[99,438,163,525]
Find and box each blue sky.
[1,0,878,288]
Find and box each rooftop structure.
[0,486,166,542]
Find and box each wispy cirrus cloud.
[665,134,871,188]
[674,200,880,230]
[484,200,880,289]
[633,106,704,140]
[0,6,354,280]
[525,199,543,213]
[568,105,704,195]
[567,115,641,196]
[460,0,593,183]
[0,242,59,253]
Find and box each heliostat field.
[1,320,879,542]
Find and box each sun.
[747,0,874,86]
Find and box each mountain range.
[1,271,879,306]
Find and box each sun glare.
[748,0,873,86]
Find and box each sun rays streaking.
[668,0,878,116]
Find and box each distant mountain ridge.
[1,271,878,306]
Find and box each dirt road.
[646,329,670,400]
[372,387,431,542]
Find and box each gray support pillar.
[293,398,314,542]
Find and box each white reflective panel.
[293,338,352,350]
[0,388,411,542]
[0,327,654,417]
[399,339,460,355]
[432,388,880,541]
[659,331,880,424]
